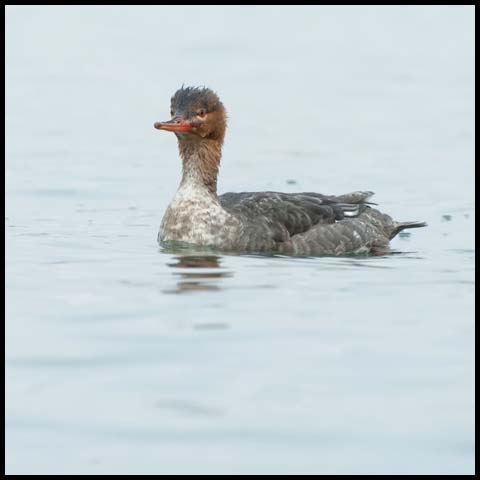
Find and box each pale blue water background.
[5,5,474,475]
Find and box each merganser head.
[154,86,227,143]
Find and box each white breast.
[159,182,240,246]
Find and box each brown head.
[154,86,227,194]
[154,86,227,144]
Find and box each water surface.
[5,5,474,475]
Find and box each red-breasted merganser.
[154,86,426,255]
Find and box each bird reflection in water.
[164,255,233,294]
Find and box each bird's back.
[219,190,426,255]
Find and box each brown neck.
[178,137,222,195]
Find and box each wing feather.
[219,191,374,237]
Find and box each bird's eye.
[170,110,174,117]
[197,109,206,118]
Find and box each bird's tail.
[390,221,427,239]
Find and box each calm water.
[5,6,474,475]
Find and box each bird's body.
[155,87,426,256]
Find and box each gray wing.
[219,190,375,237]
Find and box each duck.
[154,86,426,256]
